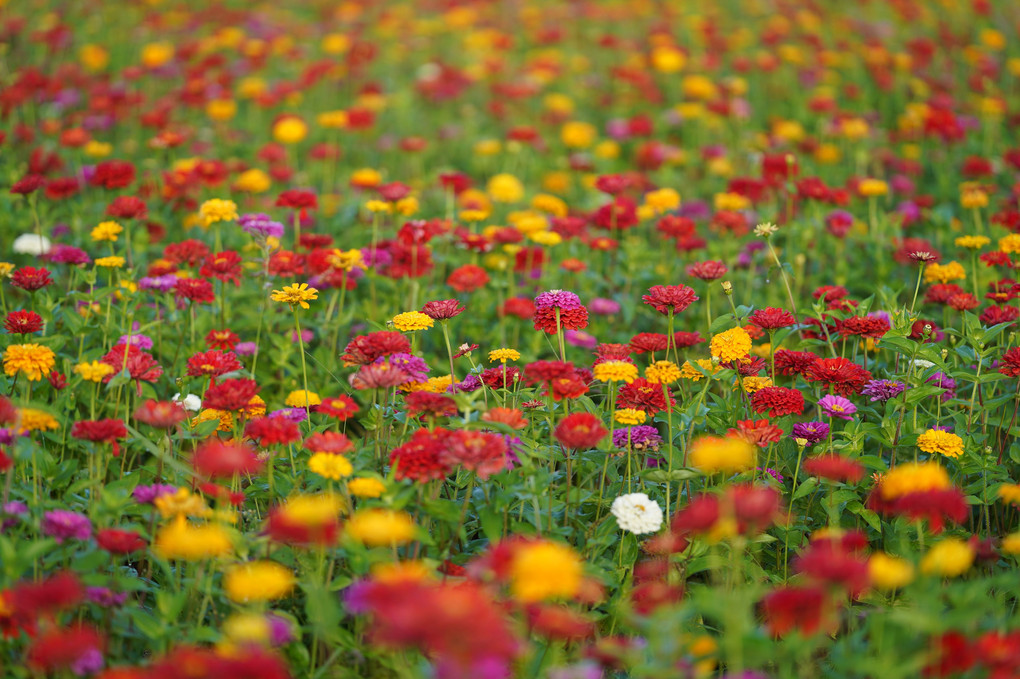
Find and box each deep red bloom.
[617,378,674,415]
[342,332,411,365]
[174,278,216,304]
[405,392,458,418]
[749,307,797,330]
[275,189,318,210]
[868,487,968,534]
[481,366,520,390]
[805,357,871,396]
[1000,347,1020,377]
[199,251,243,286]
[9,571,83,618]
[389,427,453,483]
[421,299,465,320]
[909,319,941,342]
[751,387,805,417]
[163,239,210,267]
[760,585,832,637]
[923,632,977,678]
[44,177,79,200]
[686,260,728,281]
[838,316,890,338]
[447,264,490,292]
[803,453,865,483]
[554,413,608,450]
[533,305,588,335]
[27,625,105,674]
[304,431,354,455]
[11,174,45,194]
[192,440,263,479]
[245,416,301,447]
[205,328,240,351]
[99,345,163,385]
[315,394,360,420]
[673,331,705,348]
[549,373,588,400]
[4,309,43,334]
[641,285,698,315]
[89,160,136,189]
[794,542,870,596]
[731,419,784,447]
[524,360,576,385]
[501,296,536,319]
[96,528,146,554]
[186,350,242,379]
[629,332,669,354]
[106,195,147,219]
[203,378,259,411]
[70,419,127,451]
[440,430,508,479]
[10,266,53,291]
[133,400,187,428]
[773,349,819,376]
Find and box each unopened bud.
[721,281,733,295]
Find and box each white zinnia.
[610,493,663,535]
[173,392,202,412]
[12,233,51,256]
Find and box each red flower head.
[199,251,243,286]
[447,264,490,292]
[205,328,240,351]
[315,394,360,420]
[749,307,797,330]
[163,239,210,267]
[794,541,870,597]
[245,415,301,447]
[304,431,354,455]
[11,266,54,291]
[192,440,263,479]
[440,429,508,479]
[554,413,608,450]
[405,392,458,418]
[481,366,520,390]
[275,189,318,210]
[1000,347,1020,378]
[867,486,968,534]
[501,296,536,319]
[618,378,674,415]
[174,278,216,305]
[760,585,833,637]
[751,386,805,417]
[96,528,146,554]
[9,571,84,619]
[4,309,44,334]
[731,419,784,447]
[642,285,699,315]
[773,349,819,376]
[342,332,411,365]
[71,419,128,455]
[186,350,242,379]
[133,400,187,428]
[99,345,163,386]
[421,299,465,320]
[203,378,259,411]
[686,260,728,281]
[805,357,871,397]
[89,160,136,189]
[524,360,576,385]
[10,174,45,195]
[26,625,105,674]
[389,427,453,483]
[106,195,147,219]
[803,453,865,483]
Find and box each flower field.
[4,0,1020,677]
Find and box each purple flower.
[818,394,856,421]
[47,244,90,265]
[267,614,295,646]
[270,407,308,423]
[757,467,784,483]
[41,510,92,543]
[502,434,522,469]
[86,586,128,607]
[235,341,257,356]
[1,501,28,532]
[926,372,957,402]
[449,374,482,394]
[239,213,285,239]
[70,648,104,677]
[791,421,829,445]
[590,298,620,315]
[565,330,597,349]
[139,274,179,292]
[376,353,429,383]
[117,334,154,349]
[534,289,583,311]
[612,425,663,451]
[861,379,907,402]
[133,484,176,504]
[290,328,314,343]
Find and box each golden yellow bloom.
[510,541,582,602]
[222,613,270,646]
[371,560,433,583]
[224,561,295,603]
[79,44,109,72]
[880,462,951,500]
[318,110,348,129]
[651,45,686,72]
[345,509,416,546]
[614,408,647,426]
[90,221,123,242]
[84,140,112,158]
[868,553,914,589]
[308,453,353,480]
[857,178,888,197]
[560,121,596,149]
[206,99,237,122]
[920,538,975,577]
[73,361,115,383]
[714,192,750,211]
[960,189,988,209]
[689,435,755,474]
[155,488,210,519]
[0,263,14,277]
[644,188,681,214]
[997,483,1020,505]
[154,516,232,561]
[395,196,419,216]
[199,199,238,227]
[593,360,639,384]
[916,429,964,459]
[244,395,266,419]
[682,74,718,100]
[278,493,344,526]
[272,117,308,144]
[740,375,773,393]
[646,361,681,384]
[17,408,59,433]
[924,261,966,284]
[1002,532,1020,555]
[364,200,392,214]
[391,311,434,332]
[531,193,568,217]
[350,168,382,188]
[681,359,720,381]
[285,390,321,408]
[487,174,525,203]
[95,256,125,268]
[348,477,386,499]
[488,348,521,363]
[233,168,271,193]
[954,235,990,250]
[423,375,454,394]
[710,327,752,363]
[3,344,55,381]
[191,408,233,432]
[999,234,1020,254]
[271,283,318,309]
[327,249,365,271]
[141,42,174,68]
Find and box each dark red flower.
[245,416,301,447]
[275,189,318,210]
[192,440,263,479]
[205,328,240,351]
[731,419,784,447]
[106,196,147,219]
[805,357,871,397]
[4,309,43,334]
[447,264,490,292]
[10,266,53,291]
[89,160,136,189]
[186,350,242,379]
[405,392,458,418]
[773,349,819,376]
[617,378,674,416]
[749,307,797,330]
[174,278,216,304]
[133,400,187,428]
[760,585,832,637]
[642,285,698,315]
[99,345,163,385]
[203,378,259,411]
[9,571,83,618]
[440,430,508,479]
[389,427,453,483]
[315,395,360,420]
[686,260,728,281]
[501,296,535,319]
[803,453,865,483]
[421,299,465,320]
[199,251,243,286]
[10,174,45,195]
[342,332,411,365]
[794,542,870,596]
[96,528,146,554]
[554,413,608,450]
[26,625,105,674]
[751,387,805,417]
[304,431,354,455]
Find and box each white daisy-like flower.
[910,358,935,370]
[173,392,202,412]
[12,233,51,256]
[610,493,663,535]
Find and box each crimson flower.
[641,285,698,315]
[554,413,608,450]
[10,267,53,291]
[4,310,44,335]
[421,299,465,320]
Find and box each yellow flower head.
[3,344,56,381]
[154,516,232,561]
[681,359,719,381]
[614,409,646,426]
[920,538,975,577]
[222,613,270,646]
[17,408,59,433]
[880,462,951,500]
[318,110,349,129]
[560,121,596,149]
[90,221,123,242]
[391,311,434,332]
[857,178,888,197]
[998,483,1020,506]
[364,199,392,214]
[224,561,295,603]
[345,509,416,547]
[644,188,681,214]
[155,488,210,519]
[689,435,755,474]
[954,235,989,250]
[234,168,271,194]
[868,553,915,589]
[999,234,1020,254]
[285,390,321,408]
[488,348,521,363]
[593,360,639,384]
[271,283,318,309]
[348,477,386,498]
[1002,532,1020,555]
[740,375,773,393]
[510,540,582,602]
[95,256,125,269]
[327,249,365,271]
[923,261,966,284]
[272,116,308,144]
[308,453,353,481]
[199,199,238,227]
[73,360,115,383]
[487,174,525,203]
[710,327,752,363]
[916,429,964,459]
[646,361,681,385]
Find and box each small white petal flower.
[173,392,202,412]
[610,493,663,535]
[12,233,51,256]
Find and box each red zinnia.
[186,350,242,379]
[440,430,508,479]
[421,299,465,320]
[203,378,260,411]
[760,585,832,637]
[315,395,360,420]
[617,378,674,415]
[133,400,187,428]
[749,307,797,330]
[174,278,216,304]
[96,528,146,554]
[192,440,263,478]
[343,332,411,365]
[4,309,44,334]
[304,431,354,455]
[10,266,53,291]
[751,387,805,417]
[642,285,698,315]
[805,357,871,397]
[106,195,147,219]
[245,416,301,447]
[554,413,608,450]
[686,260,728,281]
[389,427,453,483]
[803,453,865,483]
